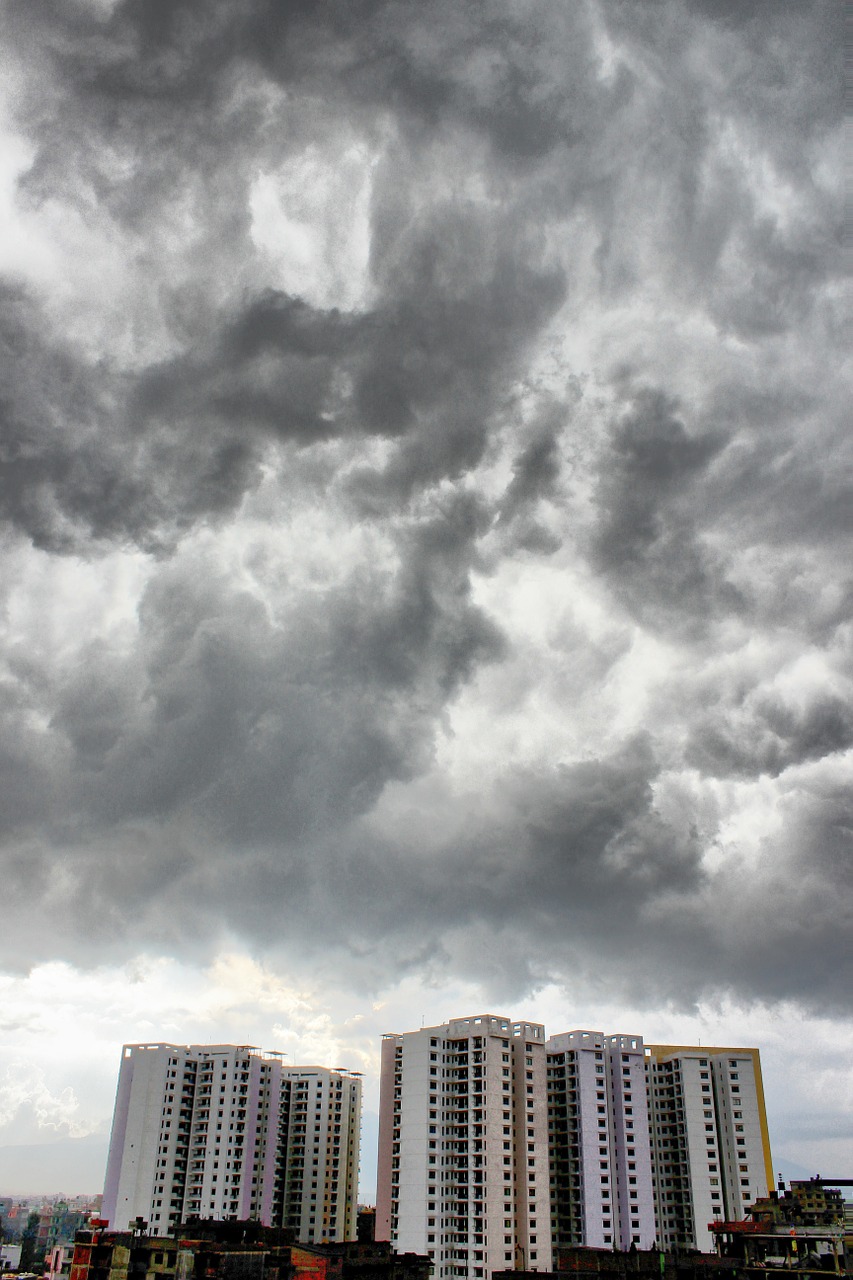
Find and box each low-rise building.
[68,1226,430,1280]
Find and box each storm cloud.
[0,0,849,1040]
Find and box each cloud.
[0,1064,90,1140]
[0,0,848,1079]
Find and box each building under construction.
[710,1177,850,1274]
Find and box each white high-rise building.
[546,1031,656,1251]
[378,1019,773,1269]
[102,1043,361,1240]
[377,1015,553,1279]
[645,1045,772,1252]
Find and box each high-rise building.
[645,1045,772,1252]
[546,1031,656,1251]
[102,1043,361,1240]
[378,1018,772,1273]
[376,1015,553,1280]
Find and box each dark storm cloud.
[320,746,852,1010]
[686,693,853,780]
[588,386,739,633]
[0,241,564,548]
[0,0,848,1020]
[8,0,599,159]
[680,773,853,1009]
[0,292,258,553]
[1,0,572,549]
[0,488,502,846]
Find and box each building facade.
[547,1031,656,1251]
[378,1018,772,1274]
[377,1015,553,1280]
[102,1044,361,1240]
[645,1045,773,1252]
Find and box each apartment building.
[546,1031,656,1251]
[378,1019,773,1271]
[283,1067,362,1242]
[376,1015,552,1279]
[102,1043,361,1240]
[645,1045,772,1252]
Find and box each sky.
[0,0,849,1202]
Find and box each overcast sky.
[0,0,849,1201]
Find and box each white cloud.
[250,138,378,312]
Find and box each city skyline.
[376,1013,773,1272]
[0,0,849,1205]
[0,994,842,1201]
